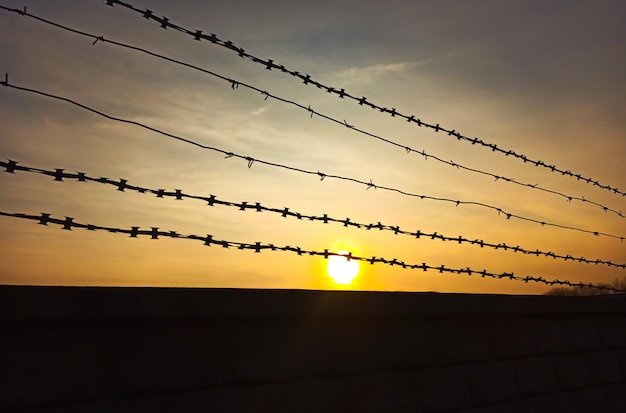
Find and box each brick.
[531,318,569,355]
[135,382,299,413]
[490,319,533,359]
[576,387,613,413]
[78,380,340,413]
[598,317,626,349]
[470,361,517,405]
[515,356,556,397]
[217,380,326,413]
[0,327,104,408]
[554,353,590,389]
[235,374,419,413]
[509,391,578,413]
[437,318,492,364]
[564,317,601,351]
[618,350,626,380]
[588,351,622,385]
[307,317,389,377]
[413,365,472,411]
[609,382,626,413]
[109,322,222,394]
[221,320,309,384]
[337,372,419,413]
[36,396,175,413]
[465,401,512,413]
[377,319,441,370]
[83,384,301,413]
[288,373,418,413]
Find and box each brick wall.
[1,286,625,412]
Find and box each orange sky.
[1,0,625,294]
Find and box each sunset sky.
[1,0,624,294]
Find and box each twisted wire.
[102,0,626,198]
[1,210,622,293]
[0,4,621,219]
[1,79,624,241]
[2,159,624,268]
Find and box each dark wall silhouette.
[1,286,625,412]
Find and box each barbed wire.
[1,210,623,293]
[1,78,624,241]
[0,4,621,220]
[102,0,626,199]
[3,158,624,269]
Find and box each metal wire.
[2,210,622,293]
[102,0,626,198]
[3,158,624,269]
[0,4,621,219]
[1,79,624,241]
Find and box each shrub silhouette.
[544,276,626,295]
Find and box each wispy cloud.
[336,59,432,84]
[252,106,268,117]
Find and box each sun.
[327,250,360,285]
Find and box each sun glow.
[327,250,360,285]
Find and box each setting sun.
[327,250,360,285]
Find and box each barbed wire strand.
[102,0,626,199]
[1,210,623,293]
[0,4,621,220]
[3,158,624,269]
[1,78,624,241]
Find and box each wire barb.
[1,210,623,293]
[0,5,621,218]
[3,158,624,269]
[1,4,624,294]
[98,0,625,198]
[2,76,620,237]
[9,81,614,236]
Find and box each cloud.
[252,106,268,117]
[336,60,432,84]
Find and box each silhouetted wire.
[2,79,624,241]
[0,4,621,220]
[101,0,626,198]
[4,158,624,269]
[1,210,622,292]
